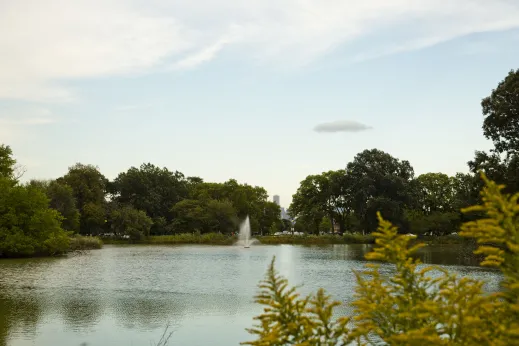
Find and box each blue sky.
[1,0,519,208]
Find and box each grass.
[69,235,103,251]
[257,233,375,245]
[102,232,236,245]
[148,233,235,245]
[100,233,470,246]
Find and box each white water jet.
[235,215,259,248]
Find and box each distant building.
[273,195,291,220]
[280,207,290,220]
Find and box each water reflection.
[0,290,43,346]
[59,292,104,332]
[0,244,502,346]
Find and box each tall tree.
[289,170,352,234]
[58,163,107,234]
[112,163,188,232]
[29,180,80,233]
[109,205,153,240]
[190,179,277,234]
[0,149,70,258]
[0,144,16,180]
[414,173,455,213]
[482,68,519,156]
[346,149,415,233]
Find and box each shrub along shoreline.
[100,232,469,246]
[69,235,103,251]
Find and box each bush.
[0,178,71,257]
[258,234,375,245]
[243,175,519,345]
[148,232,235,245]
[69,235,103,251]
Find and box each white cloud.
[0,108,56,147]
[1,0,519,102]
[314,120,372,133]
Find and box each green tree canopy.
[29,180,80,233]
[414,173,455,213]
[346,149,415,233]
[0,144,16,180]
[109,205,152,240]
[0,177,70,257]
[482,68,519,156]
[112,163,188,231]
[57,163,107,234]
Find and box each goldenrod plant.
[243,174,519,345]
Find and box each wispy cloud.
[114,104,152,112]
[0,108,56,145]
[1,0,519,102]
[314,120,372,133]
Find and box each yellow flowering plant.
[243,175,519,346]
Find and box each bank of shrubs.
[258,233,375,245]
[243,175,519,345]
[69,235,103,251]
[0,145,103,258]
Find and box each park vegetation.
[289,69,519,237]
[243,174,519,345]
[1,68,518,257]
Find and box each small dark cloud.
[314,120,372,133]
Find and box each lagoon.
[0,244,500,346]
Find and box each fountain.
[236,215,258,248]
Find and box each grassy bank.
[102,232,236,245]
[100,233,470,246]
[69,235,103,251]
[257,233,375,245]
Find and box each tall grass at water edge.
[257,233,375,245]
[69,235,103,251]
[148,232,235,245]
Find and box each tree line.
[0,147,281,257]
[289,68,519,236]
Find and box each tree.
[319,217,332,234]
[171,199,207,233]
[0,144,16,180]
[58,163,107,234]
[205,199,238,234]
[281,219,292,232]
[414,173,455,213]
[190,179,278,235]
[289,170,352,235]
[482,68,519,156]
[258,201,282,235]
[109,205,152,240]
[244,176,519,345]
[112,163,188,233]
[346,149,415,234]
[469,151,519,195]
[0,177,70,257]
[29,180,81,233]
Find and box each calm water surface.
[0,244,501,346]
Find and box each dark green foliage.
[69,235,103,250]
[171,198,238,234]
[187,179,280,235]
[112,163,189,232]
[29,179,81,233]
[258,233,375,245]
[482,68,519,156]
[0,177,70,257]
[0,145,16,180]
[108,205,153,240]
[57,163,107,235]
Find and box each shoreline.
[101,233,471,246]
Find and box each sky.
[1,0,519,208]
